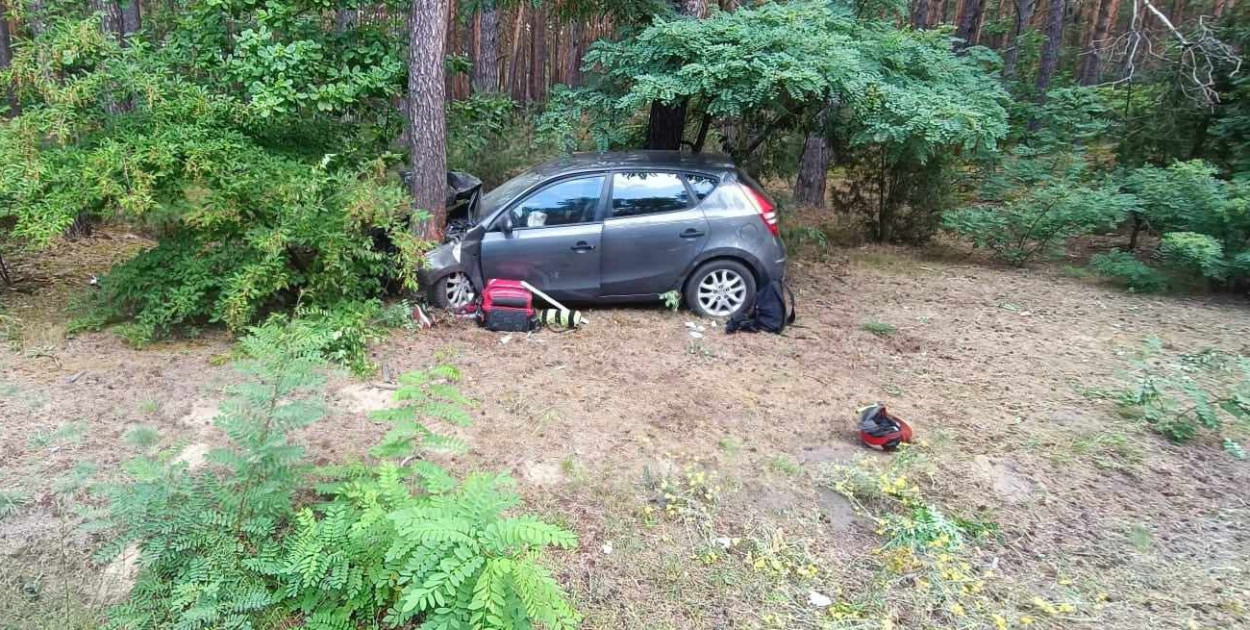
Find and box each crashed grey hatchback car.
[420,151,787,318]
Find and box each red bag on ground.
[480,279,534,332]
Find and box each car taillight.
[741,184,779,236]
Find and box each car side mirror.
[501,212,515,234]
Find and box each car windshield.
[478,169,546,223]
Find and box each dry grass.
[2,234,1249,629]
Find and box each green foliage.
[245,300,396,376]
[543,0,1009,224]
[0,490,31,520]
[1160,232,1228,280]
[1123,161,1238,238]
[1090,251,1169,293]
[660,290,681,311]
[1120,344,1250,446]
[371,365,474,458]
[2,11,423,343]
[95,341,579,630]
[943,177,1135,265]
[124,425,160,449]
[96,340,327,630]
[861,320,897,337]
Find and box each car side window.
[685,175,719,201]
[505,175,605,229]
[609,172,691,219]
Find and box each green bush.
[1159,232,1228,280]
[244,301,400,377]
[95,341,580,630]
[1090,251,1169,293]
[942,181,1136,265]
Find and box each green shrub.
[943,181,1136,265]
[244,300,398,376]
[1090,251,1169,293]
[1159,231,1228,280]
[1120,342,1250,445]
[95,341,579,630]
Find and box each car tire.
[430,272,477,310]
[685,259,757,319]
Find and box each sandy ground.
[2,239,1249,629]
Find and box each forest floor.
[2,231,1249,630]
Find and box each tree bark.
[955,0,986,48]
[474,5,499,93]
[1034,0,1065,109]
[684,0,708,18]
[1002,0,1036,78]
[90,0,124,41]
[335,7,361,32]
[1,0,17,118]
[645,100,688,150]
[564,19,582,87]
[507,5,527,102]
[120,0,140,42]
[794,110,833,209]
[407,0,450,241]
[1077,0,1121,84]
[913,0,930,28]
[528,2,546,103]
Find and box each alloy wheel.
[443,272,476,308]
[696,269,747,317]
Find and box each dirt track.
[3,243,1249,629]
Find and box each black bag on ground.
[726,280,795,334]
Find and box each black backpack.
[726,280,795,334]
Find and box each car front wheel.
[685,260,756,318]
[431,272,476,309]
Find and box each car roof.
[528,151,737,177]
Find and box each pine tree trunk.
[120,0,140,41]
[1034,0,1065,108]
[913,0,930,28]
[474,6,499,93]
[407,0,450,241]
[335,7,360,32]
[91,0,124,41]
[1002,0,1036,78]
[528,3,546,103]
[794,110,833,209]
[1077,0,1120,84]
[0,0,17,118]
[564,19,582,87]
[507,5,527,102]
[955,0,986,48]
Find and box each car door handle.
[680,228,706,238]
[570,241,596,252]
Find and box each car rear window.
[686,174,719,201]
[609,172,691,218]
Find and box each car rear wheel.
[431,272,476,309]
[685,260,756,318]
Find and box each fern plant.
[279,466,580,630]
[282,369,581,630]
[96,330,327,630]
[97,335,581,630]
[372,365,474,458]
